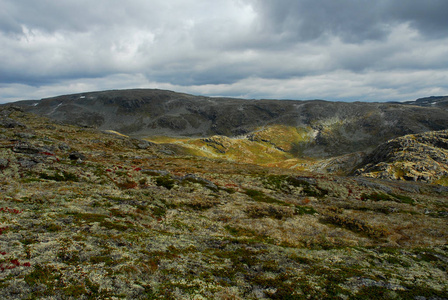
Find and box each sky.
[1,0,448,103]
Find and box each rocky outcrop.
[354,130,448,183]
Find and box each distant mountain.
[403,95,448,109]
[8,89,448,158]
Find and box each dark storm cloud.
[250,0,448,43]
[0,0,447,103]
[386,0,448,38]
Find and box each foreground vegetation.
[0,107,447,299]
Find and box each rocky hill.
[10,89,448,158]
[354,130,448,184]
[0,106,447,299]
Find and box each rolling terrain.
[12,89,448,160]
[0,105,447,299]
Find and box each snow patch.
[47,103,63,115]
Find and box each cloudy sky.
[1,0,448,103]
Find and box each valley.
[1,90,447,299]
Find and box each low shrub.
[155,175,176,190]
[361,192,415,205]
[322,213,389,239]
[245,189,284,205]
[39,171,79,182]
[246,204,294,220]
[263,175,328,197]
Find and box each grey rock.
[12,142,40,154]
[180,174,219,191]
[353,178,393,194]
[0,118,26,128]
[141,169,170,177]
[14,132,35,139]
[17,157,40,168]
[135,139,153,149]
[159,149,175,155]
[58,143,71,151]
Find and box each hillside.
[0,105,447,298]
[10,89,448,159]
[354,130,448,184]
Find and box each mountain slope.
[1,106,447,299]
[10,89,448,158]
[354,129,448,184]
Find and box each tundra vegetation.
[0,106,447,299]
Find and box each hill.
[0,104,447,298]
[354,129,448,184]
[10,89,448,159]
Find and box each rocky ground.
[0,106,447,299]
[355,130,448,184]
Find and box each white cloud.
[1,0,447,103]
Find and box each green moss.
[63,283,88,297]
[350,286,393,299]
[246,204,293,220]
[24,264,63,293]
[39,171,79,182]
[399,284,448,299]
[263,175,290,191]
[294,205,317,215]
[245,189,284,205]
[20,177,42,183]
[46,223,62,232]
[251,273,304,299]
[352,284,448,300]
[361,192,393,201]
[152,205,167,217]
[225,225,261,239]
[289,254,315,265]
[69,212,106,223]
[361,192,415,205]
[20,237,38,245]
[263,175,328,197]
[101,220,132,231]
[90,255,116,266]
[390,193,415,205]
[184,199,219,210]
[434,176,448,186]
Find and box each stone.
[12,142,40,154]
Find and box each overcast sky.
[1,0,448,103]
